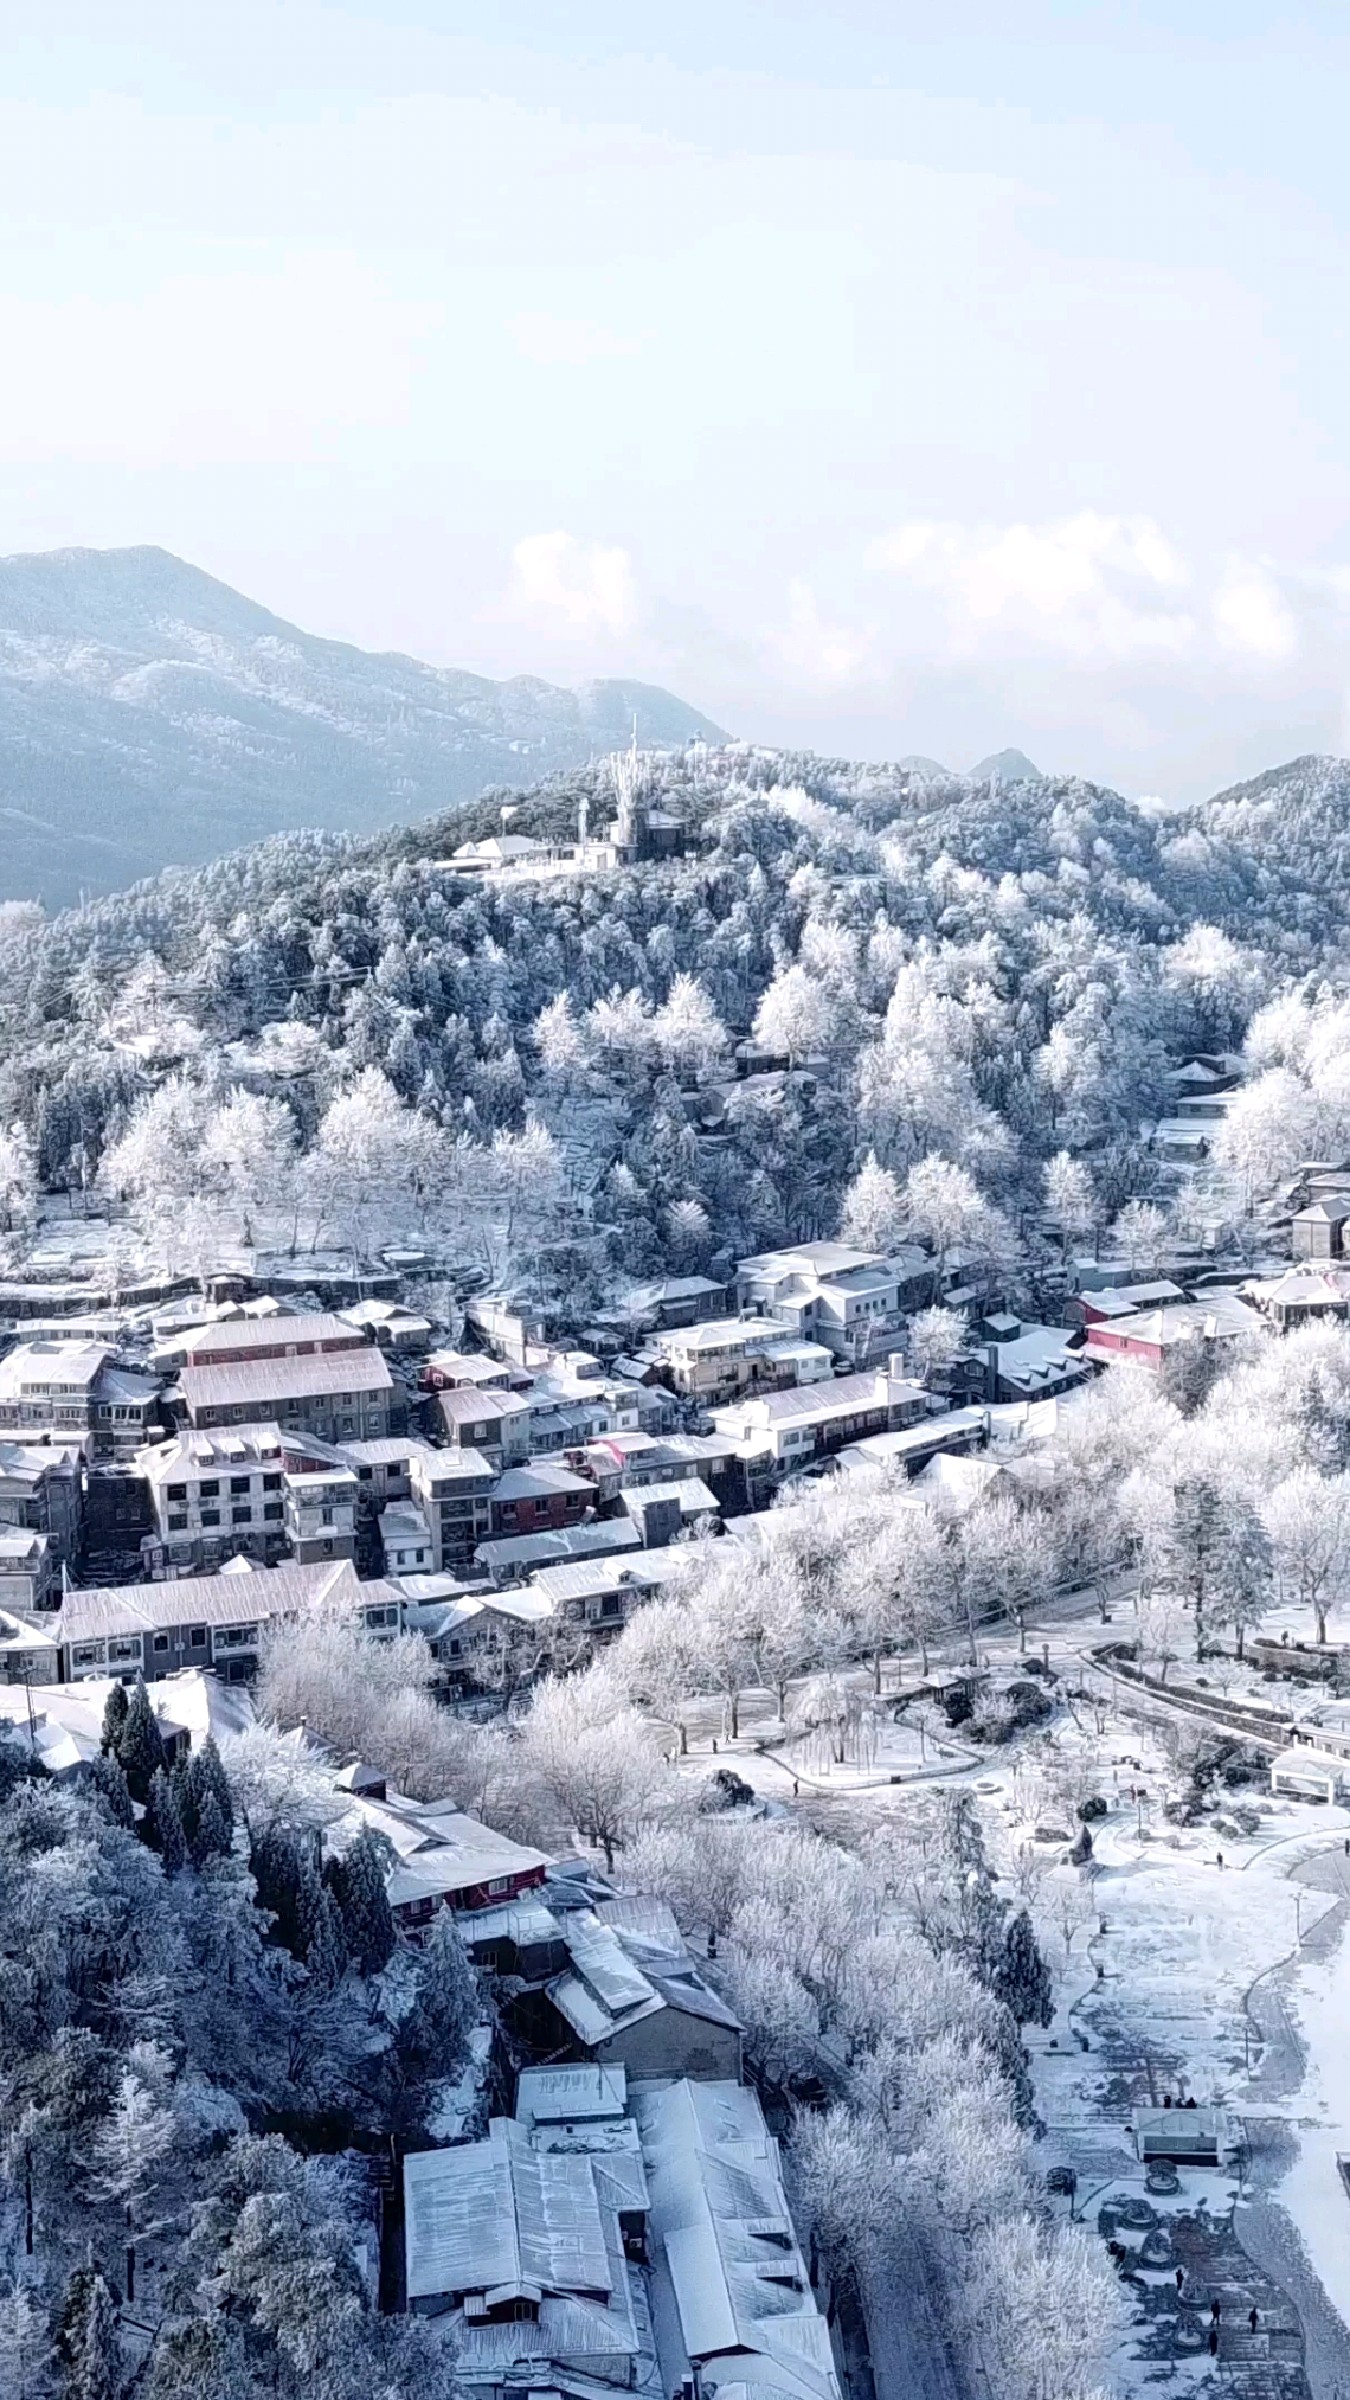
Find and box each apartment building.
[0,1437,85,1565]
[56,1557,370,1684]
[407,1445,496,1571]
[434,1385,532,1466]
[137,1427,360,1575]
[177,1345,395,1442]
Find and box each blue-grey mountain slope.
[0,546,725,906]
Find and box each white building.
[735,1239,933,1364]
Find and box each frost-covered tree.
[1263,1466,1350,1645]
[838,1151,906,1255]
[752,964,838,1063]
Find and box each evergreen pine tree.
[100,1683,129,1757]
[189,1736,234,1842]
[192,1787,232,1867]
[116,1677,165,1806]
[326,1826,396,1974]
[145,1768,188,1874]
[1070,1823,1095,1868]
[250,1824,309,1958]
[171,1754,198,1856]
[57,2265,119,2400]
[991,1907,1054,2028]
[303,1885,350,1994]
[87,1753,135,1829]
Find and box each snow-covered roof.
[476,1520,643,1574]
[179,1348,393,1410]
[516,2064,628,2126]
[338,1791,550,1909]
[57,1558,360,1644]
[404,2115,614,2304]
[492,1463,593,1503]
[635,2080,839,2400]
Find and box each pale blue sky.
[6,2,1350,794]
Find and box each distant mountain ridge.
[0,546,726,907]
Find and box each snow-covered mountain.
[0,546,726,907]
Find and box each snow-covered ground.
[670,1598,1350,2397]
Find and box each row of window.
[165,1474,283,1500]
[167,1501,285,1533]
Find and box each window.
[230,1475,250,1494]
[152,1634,169,1654]
[200,1509,220,1528]
[263,1473,282,1491]
[321,1505,334,1525]
[167,1515,188,1534]
[232,1505,251,1524]
[263,1501,283,1522]
[200,1480,219,1498]
[166,1482,187,1501]
[189,1626,207,1648]
[486,1877,510,1896]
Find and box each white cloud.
[871,511,1195,662]
[508,530,639,639]
[775,579,874,687]
[1212,565,1299,661]
[510,313,648,366]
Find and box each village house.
[330,1787,549,1925]
[177,1343,395,1443]
[434,1385,532,1467]
[1292,1197,1350,1261]
[403,2109,647,2384]
[422,1349,526,1393]
[735,1237,934,1364]
[136,1426,361,1575]
[408,1446,497,1571]
[0,1340,161,1458]
[635,2076,839,2400]
[336,1297,433,1351]
[710,1365,929,1479]
[1241,1266,1350,1329]
[618,1273,729,1329]
[0,1606,61,1684]
[973,1313,1092,1404]
[0,1526,58,1613]
[489,1461,594,1540]
[0,1436,85,1565]
[638,1313,834,1404]
[1081,1291,1261,1370]
[55,1556,381,1684]
[405,1588,559,1688]
[380,1499,434,1576]
[1065,1280,1187,1331]
[493,1887,743,2084]
[834,1403,990,1480]
[475,1516,645,1587]
[525,1552,689,1640]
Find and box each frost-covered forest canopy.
[2,743,1349,1304]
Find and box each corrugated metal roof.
[180,1349,392,1408]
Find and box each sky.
[6,1,1350,798]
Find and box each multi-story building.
[710,1366,929,1479]
[137,1426,360,1574]
[488,1462,593,1541]
[0,1341,161,1458]
[0,1437,85,1566]
[0,1527,57,1614]
[639,1314,833,1404]
[407,1446,496,1571]
[56,1557,373,1685]
[177,1344,395,1442]
[735,1239,934,1365]
[435,1385,532,1466]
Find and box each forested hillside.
[2,743,1347,1312]
[0,547,724,907]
